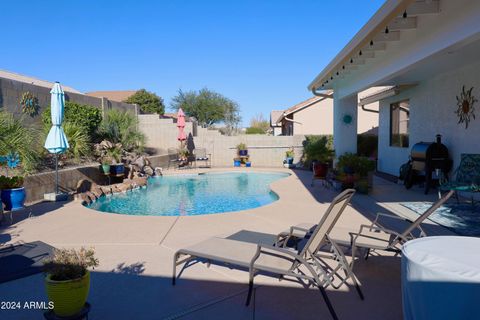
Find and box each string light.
[359,50,362,56]
[385,26,389,34]
[370,40,374,46]
[350,58,353,63]
[403,10,407,18]
[342,65,345,69]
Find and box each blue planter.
[285,157,294,165]
[238,150,248,156]
[1,187,26,211]
[110,164,125,176]
[234,160,241,167]
[246,162,251,167]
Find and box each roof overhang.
[308,0,433,92]
[358,84,417,105]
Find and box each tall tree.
[124,89,165,115]
[248,113,270,134]
[171,88,241,130]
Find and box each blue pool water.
[86,172,289,216]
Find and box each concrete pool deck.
[0,168,456,319]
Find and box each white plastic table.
[402,236,480,320]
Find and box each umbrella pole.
[55,154,59,195]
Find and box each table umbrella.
[177,108,187,145]
[44,82,69,195]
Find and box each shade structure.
[44,82,69,195]
[177,108,187,141]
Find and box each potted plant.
[337,153,358,175]
[284,149,295,166]
[0,175,26,211]
[44,247,99,318]
[178,149,189,167]
[99,155,111,175]
[237,143,248,156]
[94,140,124,176]
[303,136,334,177]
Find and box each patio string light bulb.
[370,40,374,46]
[403,10,408,18]
[385,26,389,34]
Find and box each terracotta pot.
[313,163,329,178]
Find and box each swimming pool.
[86,172,289,216]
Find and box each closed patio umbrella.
[177,108,187,145]
[44,82,69,195]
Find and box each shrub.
[337,152,375,177]
[43,247,99,281]
[42,102,102,139]
[62,122,91,159]
[98,110,145,152]
[236,143,247,150]
[124,89,165,115]
[302,135,334,166]
[0,111,40,172]
[0,175,24,189]
[245,127,266,134]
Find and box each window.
[390,100,409,148]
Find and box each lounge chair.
[350,189,455,264]
[172,189,361,320]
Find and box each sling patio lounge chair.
[349,189,455,265]
[172,189,362,320]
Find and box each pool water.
[86,172,289,216]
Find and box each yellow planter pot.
[45,271,90,317]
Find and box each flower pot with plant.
[236,143,248,157]
[0,175,25,211]
[99,156,111,175]
[44,247,99,317]
[303,136,334,176]
[284,149,295,166]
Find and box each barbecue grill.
[405,135,452,194]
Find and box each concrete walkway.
[0,168,455,319]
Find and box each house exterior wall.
[292,99,334,135]
[377,59,480,176]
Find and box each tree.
[247,113,270,134]
[124,89,165,115]
[170,88,241,130]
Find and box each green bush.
[337,152,375,177]
[357,134,378,158]
[0,111,40,172]
[42,101,102,139]
[245,127,266,134]
[0,175,24,189]
[62,122,92,159]
[124,89,165,115]
[302,135,334,166]
[98,109,145,152]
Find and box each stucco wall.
[377,59,480,176]
[139,115,305,167]
[0,76,137,127]
[293,99,334,135]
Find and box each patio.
[0,168,456,319]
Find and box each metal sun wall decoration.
[455,85,477,129]
[20,91,40,117]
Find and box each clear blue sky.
[0,0,384,126]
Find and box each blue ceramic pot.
[110,164,125,176]
[238,150,248,156]
[234,160,241,167]
[285,157,294,165]
[1,187,26,211]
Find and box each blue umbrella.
[44,82,69,194]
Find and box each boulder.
[154,167,163,176]
[76,179,92,194]
[143,165,154,176]
[134,156,146,170]
[133,176,148,187]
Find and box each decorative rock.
[133,176,148,187]
[76,179,92,194]
[154,167,163,176]
[143,165,154,176]
[134,156,146,170]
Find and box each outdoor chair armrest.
[350,224,407,247]
[373,212,409,224]
[276,225,313,247]
[249,244,301,267]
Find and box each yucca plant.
[0,111,40,172]
[98,109,145,152]
[62,122,91,159]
